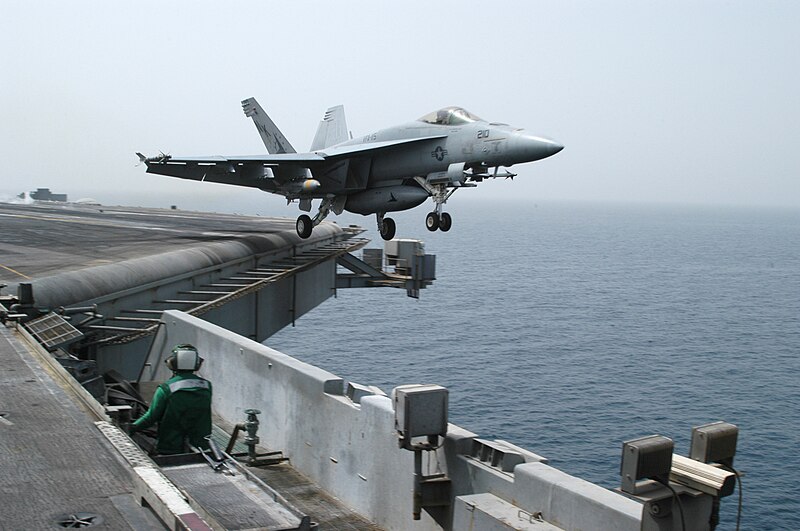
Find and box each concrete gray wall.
[144,311,647,531]
[145,310,433,529]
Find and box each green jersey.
[132,371,212,454]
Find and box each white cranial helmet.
[166,344,203,371]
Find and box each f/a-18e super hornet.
[138,98,563,240]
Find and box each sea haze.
[268,200,800,530]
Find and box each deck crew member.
[130,344,213,454]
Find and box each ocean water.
[266,200,800,530]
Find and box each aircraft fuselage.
[327,121,561,187]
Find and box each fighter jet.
[138,98,563,240]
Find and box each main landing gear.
[296,214,313,239]
[377,212,396,241]
[296,197,335,239]
[425,211,452,232]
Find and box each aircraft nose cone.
[535,137,563,158]
[514,133,564,162]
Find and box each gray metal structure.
[0,201,744,530]
[138,99,563,240]
[0,202,434,381]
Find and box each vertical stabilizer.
[241,98,296,154]
[310,105,349,151]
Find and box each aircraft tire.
[425,212,439,231]
[439,212,452,232]
[296,215,313,239]
[380,217,396,240]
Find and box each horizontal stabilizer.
[241,97,297,154]
[310,105,349,151]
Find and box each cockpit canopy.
[417,107,484,126]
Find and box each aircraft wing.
[137,152,325,190]
[137,135,447,193]
[144,153,325,165]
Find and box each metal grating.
[97,231,370,347]
[25,313,84,349]
[164,464,302,530]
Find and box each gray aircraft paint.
[139,100,562,240]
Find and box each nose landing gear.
[425,212,439,231]
[418,179,456,233]
[439,212,452,232]
[425,211,452,232]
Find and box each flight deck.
[0,201,416,530]
[0,200,741,531]
[0,201,304,285]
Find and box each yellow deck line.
[0,264,31,279]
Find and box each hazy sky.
[2,1,798,210]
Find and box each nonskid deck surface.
[1,323,385,530]
[247,462,382,531]
[0,201,298,285]
[131,421,384,530]
[0,325,162,530]
[0,200,383,529]
[206,425,382,531]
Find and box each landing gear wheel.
[439,212,452,232]
[425,212,439,231]
[380,217,396,241]
[296,214,313,239]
